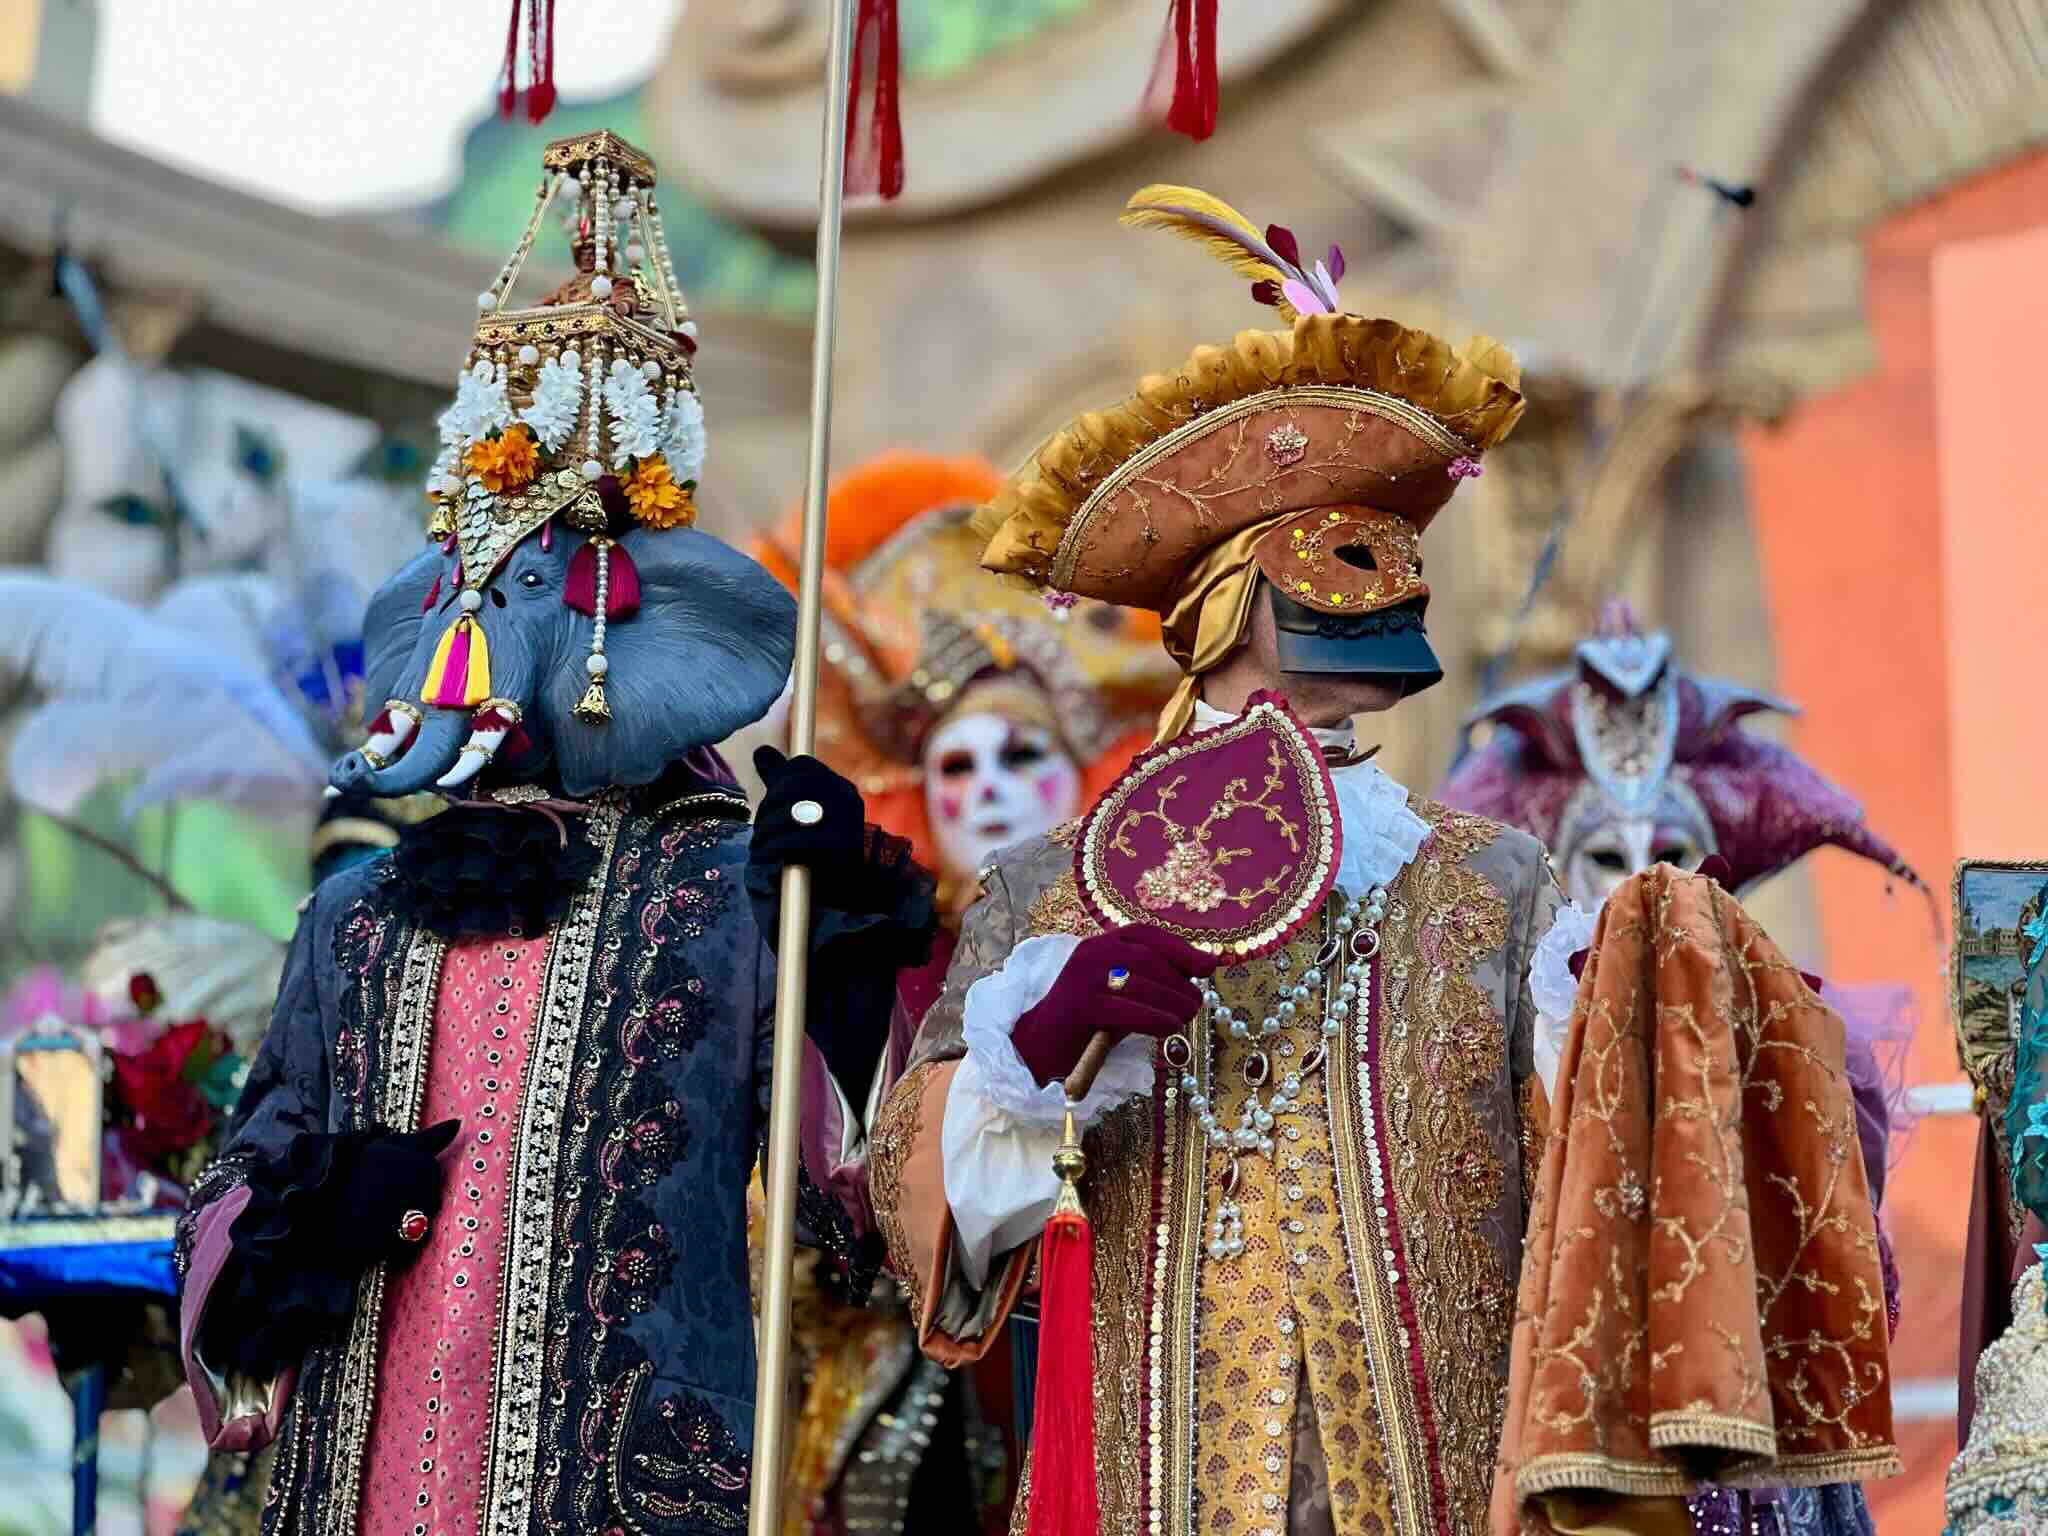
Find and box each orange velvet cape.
[1491,866,1899,1535]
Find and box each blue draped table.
[1,1214,180,1536]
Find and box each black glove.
[209,1120,459,1380]
[749,747,867,893]
[340,1119,462,1264]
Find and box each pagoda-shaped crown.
[427,130,704,584]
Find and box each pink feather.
[1282,278,1329,316]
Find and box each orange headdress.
[749,452,1174,880]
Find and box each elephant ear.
[360,546,445,711]
[548,528,796,796]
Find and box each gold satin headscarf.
[1155,512,1296,742]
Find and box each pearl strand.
[581,340,604,480]
[1187,884,1389,1264]
[590,160,614,300]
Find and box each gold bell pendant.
[573,671,611,724]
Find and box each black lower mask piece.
[1268,587,1443,695]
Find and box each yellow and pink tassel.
[422,597,492,708]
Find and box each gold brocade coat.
[870,797,1560,1536]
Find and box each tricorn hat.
[974,185,1524,738]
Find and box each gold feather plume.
[1120,184,1301,322]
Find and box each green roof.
[904,0,1099,78]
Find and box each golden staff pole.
[747,1,855,1531]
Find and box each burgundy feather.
[1265,224,1301,267]
[1250,279,1284,309]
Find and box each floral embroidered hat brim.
[971,183,1526,738]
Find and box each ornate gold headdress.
[420,130,704,724]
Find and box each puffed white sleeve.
[940,932,1157,1287]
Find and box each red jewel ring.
[398,1209,431,1244]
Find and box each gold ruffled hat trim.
[974,312,1524,590]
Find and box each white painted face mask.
[921,711,1082,880]
[1562,815,1712,911]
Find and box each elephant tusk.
[433,700,521,791]
[361,700,422,765]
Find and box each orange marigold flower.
[625,454,696,530]
[465,426,541,493]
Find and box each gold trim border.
[1051,384,1465,592]
[0,1213,177,1249]
[325,926,444,1534]
[1326,953,1432,1536]
[482,799,623,1536]
[1077,701,1338,957]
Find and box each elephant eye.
[518,570,544,589]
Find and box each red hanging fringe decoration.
[526,0,557,122]
[498,0,557,124]
[563,539,639,618]
[1146,0,1219,141]
[498,0,523,118]
[1024,1118,1099,1536]
[563,540,600,616]
[844,0,904,200]
[421,571,442,613]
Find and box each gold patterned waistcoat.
[941,801,1555,1536]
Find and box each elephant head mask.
[330,524,794,800]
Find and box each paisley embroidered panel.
[1076,694,1338,958]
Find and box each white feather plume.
[0,569,329,819]
[82,914,286,1053]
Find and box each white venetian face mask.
[1554,780,1717,909]
[922,711,1081,880]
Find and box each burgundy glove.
[1011,927,1218,1086]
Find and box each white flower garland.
[661,388,706,484]
[439,359,510,448]
[518,354,584,452]
[602,358,662,468]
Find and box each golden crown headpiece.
[425,131,703,586]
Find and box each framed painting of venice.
[1952,858,2048,1109]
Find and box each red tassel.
[526,0,556,122]
[1025,1204,1098,1536]
[498,0,522,118]
[1147,0,1219,141]
[366,708,393,737]
[843,0,904,200]
[606,540,641,619]
[502,722,534,759]
[421,571,442,613]
[563,540,600,616]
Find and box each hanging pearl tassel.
[573,538,613,724]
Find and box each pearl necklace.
[1162,884,1390,1263]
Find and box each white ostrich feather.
[82,914,286,1053]
[0,570,328,818]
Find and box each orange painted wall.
[1740,148,2048,1532]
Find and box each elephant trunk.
[329,707,473,798]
